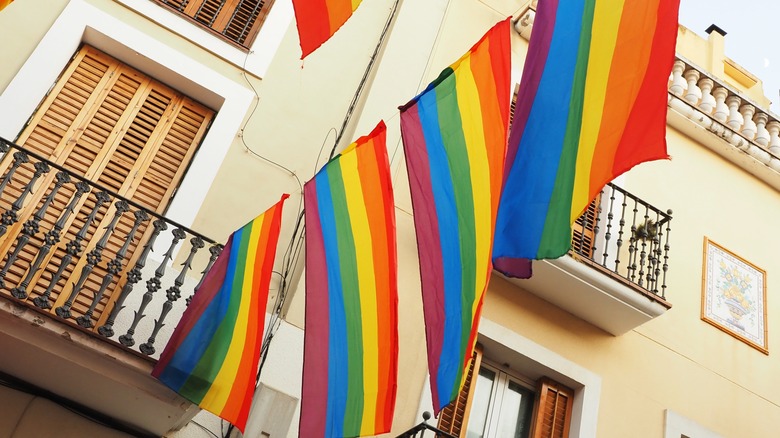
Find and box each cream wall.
[185,0,536,434]
[479,72,780,438]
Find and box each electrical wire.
[328,0,403,160]
[312,127,338,176]
[390,0,453,167]
[237,49,305,218]
[191,420,221,438]
[226,1,402,436]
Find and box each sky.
[678,0,780,113]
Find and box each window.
[153,0,276,48]
[0,45,213,327]
[438,348,574,438]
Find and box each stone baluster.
[739,104,757,139]
[725,95,744,130]
[53,191,111,319]
[754,112,770,147]
[669,60,687,96]
[119,225,183,347]
[10,171,69,299]
[767,121,780,155]
[33,182,91,309]
[712,87,729,123]
[683,69,701,105]
[140,236,205,355]
[697,77,716,114]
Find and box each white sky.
[678,0,780,112]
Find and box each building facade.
[0,0,778,437]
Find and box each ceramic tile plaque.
[702,238,768,354]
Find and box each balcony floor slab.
[502,255,671,336]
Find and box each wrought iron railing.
[396,412,457,438]
[0,137,221,357]
[572,182,673,300]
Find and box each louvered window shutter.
[509,83,521,127]
[530,378,574,438]
[437,347,483,437]
[0,45,213,327]
[159,0,274,47]
[571,195,600,258]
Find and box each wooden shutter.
[571,195,600,258]
[509,83,521,127]
[530,378,574,438]
[161,0,274,47]
[437,346,483,437]
[0,45,213,327]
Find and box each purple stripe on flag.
[504,0,560,178]
[400,106,447,411]
[300,183,330,438]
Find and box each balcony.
[0,137,221,435]
[667,57,780,190]
[503,183,673,335]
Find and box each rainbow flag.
[0,1,12,12]
[493,0,680,272]
[152,194,289,433]
[301,121,398,437]
[399,19,511,414]
[292,0,364,59]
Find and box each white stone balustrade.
[668,57,780,172]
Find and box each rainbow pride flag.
[0,1,12,12]
[493,0,680,271]
[301,121,398,437]
[152,194,288,433]
[399,19,510,414]
[292,0,364,59]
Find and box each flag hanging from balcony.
[301,121,398,437]
[152,194,289,433]
[292,0,364,59]
[398,19,511,414]
[492,0,680,276]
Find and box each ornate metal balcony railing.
[396,412,457,438]
[0,137,221,357]
[572,182,673,300]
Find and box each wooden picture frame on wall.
[701,237,768,354]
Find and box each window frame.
[419,318,601,438]
[150,0,276,50]
[112,0,293,78]
[0,0,255,233]
[469,359,538,438]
